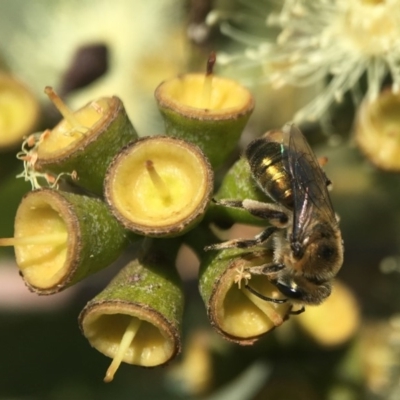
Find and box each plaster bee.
[206,124,343,311]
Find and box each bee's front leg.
[233,262,288,304]
[289,306,305,315]
[247,262,285,276]
[214,198,289,228]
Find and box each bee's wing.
[282,124,336,243]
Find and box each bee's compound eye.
[318,244,336,261]
[275,281,303,300]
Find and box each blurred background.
[1,0,400,399]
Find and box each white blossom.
[209,0,400,122]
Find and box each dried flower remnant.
[209,0,400,122]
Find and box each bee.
[206,124,343,310]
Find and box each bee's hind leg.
[213,198,289,227]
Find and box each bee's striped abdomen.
[245,138,293,210]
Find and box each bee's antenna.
[244,284,287,304]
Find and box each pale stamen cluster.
[16,130,77,189]
[208,0,400,122]
[234,266,252,289]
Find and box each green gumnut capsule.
[104,136,213,237]
[34,95,138,195]
[208,157,270,226]
[155,73,254,170]
[79,238,184,382]
[8,188,132,294]
[198,248,293,345]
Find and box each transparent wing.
[282,124,336,243]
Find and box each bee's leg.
[242,263,287,303]
[289,306,305,315]
[247,263,285,276]
[214,198,289,227]
[204,226,278,251]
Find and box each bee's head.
[290,222,343,280]
[272,275,332,305]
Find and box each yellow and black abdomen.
[245,137,293,210]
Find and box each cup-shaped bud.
[199,249,293,344]
[207,157,270,226]
[79,239,184,382]
[167,330,214,397]
[295,280,360,347]
[34,88,138,194]
[356,89,400,171]
[155,73,254,169]
[0,73,39,150]
[0,188,130,294]
[360,318,400,395]
[105,136,213,237]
